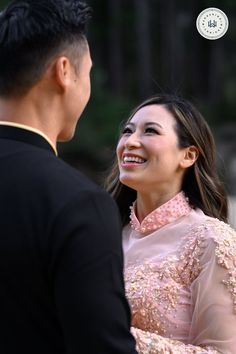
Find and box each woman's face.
[116,104,188,194]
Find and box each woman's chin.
[119,175,140,190]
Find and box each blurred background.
[0,0,236,225]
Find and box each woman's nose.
[125,132,141,149]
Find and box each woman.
[105,94,236,353]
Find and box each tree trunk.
[134,0,152,98]
[108,0,123,95]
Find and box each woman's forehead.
[128,104,176,126]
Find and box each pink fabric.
[130,191,192,234]
[123,193,236,353]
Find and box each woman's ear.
[180,146,199,169]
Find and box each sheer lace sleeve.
[131,219,236,354]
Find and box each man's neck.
[0,95,59,149]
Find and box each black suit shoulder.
[12,145,117,216]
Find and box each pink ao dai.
[123,192,236,353]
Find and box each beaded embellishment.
[130,191,192,234]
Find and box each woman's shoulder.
[191,211,236,242]
[188,208,235,238]
[189,212,236,267]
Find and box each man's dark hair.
[0,0,92,97]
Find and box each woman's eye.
[145,127,158,134]
[122,127,133,134]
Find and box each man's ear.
[54,56,72,90]
[180,146,199,169]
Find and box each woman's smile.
[121,153,147,168]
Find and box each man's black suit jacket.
[0,125,137,354]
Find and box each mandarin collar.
[130,191,192,235]
[0,124,57,156]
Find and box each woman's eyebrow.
[125,121,163,129]
[144,122,163,129]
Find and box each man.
[0,1,137,353]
